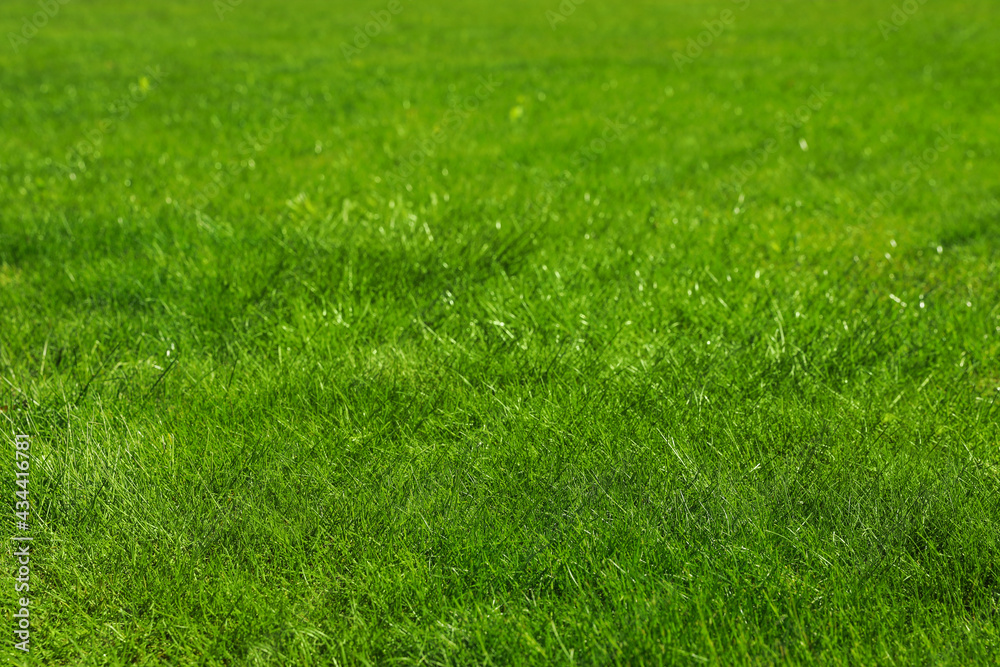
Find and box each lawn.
[1,0,999,664]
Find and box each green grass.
[2,0,999,664]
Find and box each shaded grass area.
[2,0,1000,664]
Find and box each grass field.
[2,0,1000,664]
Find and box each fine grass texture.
[2,0,999,664]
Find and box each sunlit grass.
[1,0,999,664]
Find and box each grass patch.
[2,0,999,664]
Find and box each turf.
[1,0,999,664]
